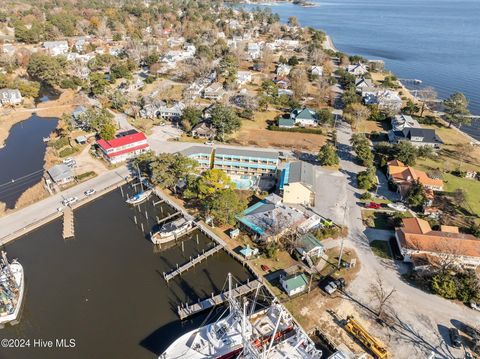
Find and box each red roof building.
[97,131,150,164]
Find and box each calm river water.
[0,114,58,209]
[240,0,480,139]
[1,187,252,358]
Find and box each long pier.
[177,279,262,320]
[163,243,224,282]
[62,207,74,239]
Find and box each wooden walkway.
[177,279,262,320]
[164,244,223,282]
[62,207,74,239]
[157,211,181,225]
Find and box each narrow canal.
[1,186,252,358]
[0,114,58,209]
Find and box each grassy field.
[443,173,480,218]
[370,240,393,259]
[362,210,395,230]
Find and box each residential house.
[395,217,480,269]
[363,90,402,114]
[157,102,185,120]
[0,89,22,106]
[388,114,442,148]
[276,64,292,78]
[290,108,318,127]
[278,117,296,128]
[295,233,324,260]
[236,193,312,241]
[347,63,368,76]
[355,77,374,92]
[274,39,300,51]
[47,164,75,185]
[213,147,279,177]
[387,160,444,198]
[203,83,225,100]
[97,130,150,164]
[280,273,309,296]
[43,41,69,56]
[185,82,204,100]
[236,71,252,85]
[279,161,315,206]
[191,122,217,140]
[247,42,262,60]
[310,66,323,77]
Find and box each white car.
[387,202,408,212]
[62,197,78,206]
[470,302,480,311]
[56,207,64,212]
[84,189,96,196]
[63,158,74,164]
[204,141,214,146]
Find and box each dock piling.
[141,222,144,233]
[134,215,137,225]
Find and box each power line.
[0,169,45,189]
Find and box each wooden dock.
[157,211,181,225]
[62,207,74,239]
[177,279,262,319]
[164,244,224,282]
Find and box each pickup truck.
[324,278,346,295]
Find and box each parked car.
[63,157,74,164]
[387,202,407,212]
[449,328,462,348]
[261,264,270,272]
[365,202,382,209]
[324,280,338,295]
[56,207,64,212]
[204,141,214,146]
[84,189,96,196]
[470,301,480,311]
[62,197,78,206]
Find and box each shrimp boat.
[0,251,25,327]
[160,274,322,359]
[151,217,193,245]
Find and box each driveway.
[334,120,472,359]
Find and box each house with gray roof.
[295,232,324,260]
[0,89,22,106]
[180,146,213,170]
[213,147,279,177]
[43,40,69,56]
[47,164,74,185]
[389,127,443,148]
[290,108,318,127]
[279,161,315,206]
[191,122,217,140]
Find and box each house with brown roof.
[395,217,480,269]
[387,160,443,198]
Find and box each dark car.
[449,328,462,348]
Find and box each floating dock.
[163,244,224,282]
[177,279,262,319]
[62,207,74,239]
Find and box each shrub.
[51,136,70,149]
[59,147,77,157]
[268,125,323,135]
[76,171,96,181]
[360,192,372,200]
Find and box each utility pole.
[337,201,348,269]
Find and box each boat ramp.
[62,207,74,239]
[177,279,262,320]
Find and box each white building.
[0,89,22,106]
[43,41,69,56]
[236,71,252,85]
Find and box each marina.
[1,186,253,359]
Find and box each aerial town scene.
[0,0,479,358]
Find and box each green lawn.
[443,173,480,218]
[370,240,393,259]
[362,210,394,230]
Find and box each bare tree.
[290,68,308,100]
[343,103,371,129]
[368,273,396,320]
[417,87,437,117]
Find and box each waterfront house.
[280,273,309,296]
[236,71,252,85]
[279,161,315,206]
[395,217,480,269]
[290,108,318,127]
[387,160,443,198]
[236,194,312,242]
[0,89,22,106]
[191,122,217,140]
[391,114,420,131]
[43,41,69,56]
[213,147,279,177]
[97,130,150,164]
[347,63,368,76]
[47,164,75,185]
[310,66,323,77]
[203,83,225,100]
[295,232,324,260]
[276,64,292,78]
[355,77,374,92]
[363,90,402,114]
[388,114,442,148]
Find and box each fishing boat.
[160,274,321,359]
[0,251,25,327]
[151,217,193,245]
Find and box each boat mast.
[137,163,144,192]
[265,305,284,356]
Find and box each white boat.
[160,274,320,359]
[0,252,25,327]
[126,189,152,205]
[151,217,193,245]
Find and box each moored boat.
[126,189,152,205]
[0,251,25,327]
[151,217,193,245]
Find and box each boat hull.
[126,190,152,205]
[151,222,193,245]
[0,262,25,326]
